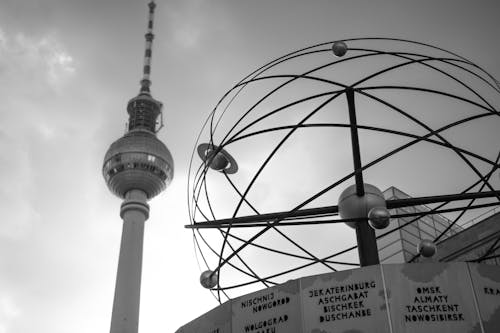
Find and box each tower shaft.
[110,190,149,333]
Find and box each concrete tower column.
[110,189,150,333]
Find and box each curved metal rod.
[219,228,357,266]
[193,227,276,287]
[360,85,496,114]
[211,108,496,275]
[223,172,338,272]
[209,48,333,140]
[433,150,500,242]
[350,51,495,110]
[191,166,213,222]
[357,88,499,197]
[409,151,500,262]
[202,172,272,295]
[212,198,500,291]
[216,242,360,291]
[228,123,497,167]
[350,49,498,94]
[214,44,497,150]
[215,92,345,276]
[218,66,496,152]
[380,163,500,241]
[223,89,343,146]
[214,51,367,145]
[255,110,496,228]
[191,231,230,302]
[191,202,499,229]
[210,168,500,290]
[192,171,276,288]
[228,37,495,92]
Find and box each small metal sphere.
[338,183,386,228]
[332,41,348,57]
[368,206,391,229]
[417,239,437,258]
[200,270,218,289]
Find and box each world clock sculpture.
[187,38,500,308]
[102,2,174,332]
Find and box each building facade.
[376,186,463,263]
[435,209,500,265]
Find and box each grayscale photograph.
[0,0,499,332]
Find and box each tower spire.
[140,1,157,95]
[125,1,162,133]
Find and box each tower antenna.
[140,1,157,95]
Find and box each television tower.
[102,1,174,332]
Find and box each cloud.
[0,27,75,92]
[0,295,20,318]
[165,0,228,49]
[0,27,77,240]
[0,294,20,333]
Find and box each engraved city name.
[240,292,291,313]
[307,280,377,323]
[403,285,465,323]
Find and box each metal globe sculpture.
[187,38,500,302]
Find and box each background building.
[377,186,463,263]
[436,210,500,265]
[377,186,500,266]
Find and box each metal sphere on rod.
[368,206,391,230]
[332,41,348,57]
[418,239,437,258]
[200,270,219,289]
[338,183,387,228]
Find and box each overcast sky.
[0,0,499,332]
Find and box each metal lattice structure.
[187,38,500,302]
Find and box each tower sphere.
[338,183,386,228]
[103,129,174,199]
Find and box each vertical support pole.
[110,189,150,333]
[346,87,380,266]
